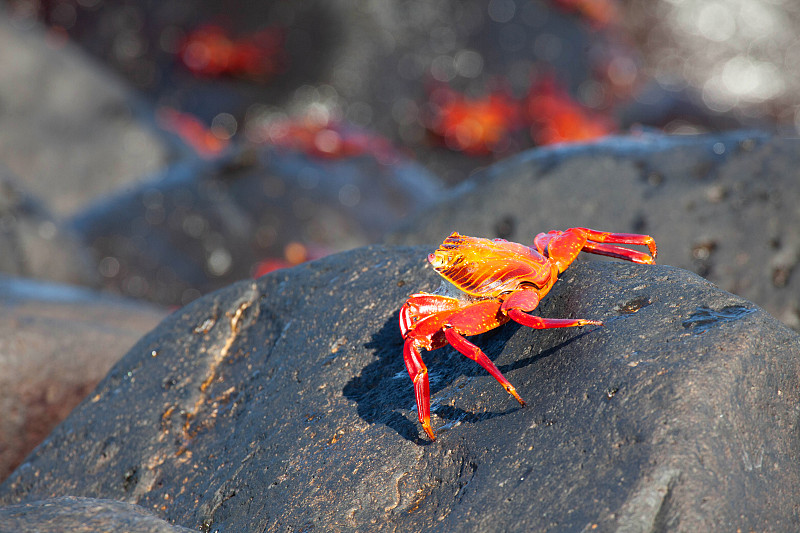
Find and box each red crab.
[179,24,284,80]
[525,75,616,146]
[399,227,657,440]
[427,87,522,156]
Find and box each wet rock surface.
[0,276,166,482]
[1,246,798,531]
[389,131,800,330]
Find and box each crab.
[399,227,657,440]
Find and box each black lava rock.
[1,244,798,531]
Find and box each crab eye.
[428,251,448,268]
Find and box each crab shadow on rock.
[343,299,596,443]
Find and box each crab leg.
[403,339,435,440]
[443,327,525,406]
[506,309,601,329]
[502,287,602,329]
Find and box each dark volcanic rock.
[1,245,798,531]
[71,146,441,306]
[0,496,195,533]
[0,275,166,483]
[389,131,800,330]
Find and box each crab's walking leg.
[506,309,602,329]
[443,327,526,406]
[403,339,435,440]
[502,288,603,329]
